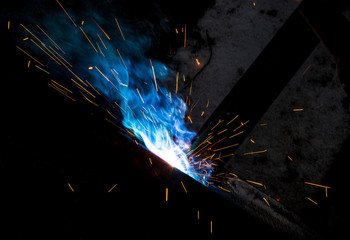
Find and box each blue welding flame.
[16,3,209,183]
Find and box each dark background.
[1,0,346,239]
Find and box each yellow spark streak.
[165,188,168,202]
[149,158,153,165]
[246,180,264,186]
[287,155,294,162]
[188,116,193,124]
[201,111,205,117]
[35,65,50,74]
[71,78,95,98]
[210,220,213,234]
[206,98,210,108]
[260,123,268,126]
[213,143,239,152]
[306,197,318,205]
[20,24,47,47]
[293,108,304,112]
[27,60,31,68]
[218,186,231,193]
[79,27,98,53]
[302,64,311,76]
[217,129,228,135]
[36,25,64,53]
[211,119,224,131]
[197,211,200,220]
[48,83,76,102]
[56,0,77,27]
[68,183,74,192]
[117,49,128,70]
[49,46,72,67]
[180,181,188,194]
[196,58,200,66]
[214,153,234,160]
[233,120,249,132]
[95,66,119,91]
[51,80,73,93]
[250,139,255,143]
[97,33,107,49]
[243,149,267,155]
[183,74,186,82]
[115,17,125,40]
[136,88,145,104]
[263,197,271,207]
[175,72,179,94]
[304,182,331,189]
[108,183,118,193]
[81,20,84,25]
[16,46,44,66]
[229,131,244,138]
[80,91,99,107]
[150,59,158,92]
[325,188,328,197]
[227,115,239,125]
[184,24,186,48]
[30,39,61,65]
[189,80,193,95]
[93,19,110,40]
[23,37,29,41]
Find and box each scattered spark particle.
[195,58,200,66]
[108,183,118,192]
[243,149,267,155]
[88,66,93,70]
[218,186,231,193]
[183,74,186,82]
[287,155,294,162]
[115,17,125,40]
[181,181,188,194]
[213,143,239,152]
[263,197,271,207]
[36,25,64,53]
[48,83,76,101]
[229,131,244,139]
[81,20,84,25]
[149,157,152,165]
[56,0,77,28]
[189,80,193,96]
[68,182,74,192]
[197,210,200,220]
[165,187,168,202]
[175,28,179,34]
[201,111,205,117]
[206,98,210,108]
[27,60,31,68]
[306,197,318,205]
[35,65,50,74]
[293,108,304,112]
[304,182,331,189]
[210,220,213,234]
[246,180,264,186]
[250,139,255,143]
[325,188,328,197]
[135,139,139,145]
[259,123,268,126]
[23,37,29,41]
